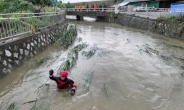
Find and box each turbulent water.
[1,17,184,110]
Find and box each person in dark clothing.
[99,4,102,8]
[49,69,77,95]
[103,3,106,8]
[86,4,89,8]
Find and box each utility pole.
[52,0,58,12]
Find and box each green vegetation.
[157,16,184,23]
[28,25,79,72]
[54,25,77,50]
[7,102,18,110]
[157,16,184,35]
[85,71,94,91]
[168,44,184,49]
[82,45,98,59]
[0,0,33,13]
[165,33,171,38]
[0,0,65,13]
[136,44,184,65]
[47,55,60,67]
[22,100,37,105]
[64,0,114,8]
[104,84,110,99]
[57,2,66,8]
[65,2,75,8]
[25,0,52,6]
[30,56,51,67]
[57,43,88,72]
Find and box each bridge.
[65,8,118,22]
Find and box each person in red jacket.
[49,69,77,95]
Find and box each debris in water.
[97,49,108,57]
[54,25,77,50]
[114,33,119,35]
[30,56,52,67]
[181,66,184,70]
[78,37,82,42]
[85,71,94,91]
[168,44,184,49]
[7,102,18,110]
[57,43,88,73]
[104,84,110,100]
[73,43,88,52]
[22,100,37,105]
[139,49,143,55]
[172,56,184,62]
[181,72,184,77]
[82,45,98,59]
[160,55,172,61]
[136,44,160,57]
[22,99,38,110]
[47,55,60,67]
[127,38,130,42]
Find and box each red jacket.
[49,76,77,89]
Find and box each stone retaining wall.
[0,21,68,78]
[116,14,184,40]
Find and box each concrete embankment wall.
[0,19,68,79]
[116,14,184,40]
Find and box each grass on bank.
[157,15,184,23]
[157,15,184,36]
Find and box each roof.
[119,2,129,6]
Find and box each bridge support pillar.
[76,15,84,21]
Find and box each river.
[0,17,184,110]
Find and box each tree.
[1,0,33,13]
[19,1,33,11]
[57,2,66,8]
[0,1,4,13]
[25,0,52,6]
[43,0,52,6]
[67,2,70,5]
[65,2,74,8]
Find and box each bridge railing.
[0,11,65,42]
[65,8,115,12]
[119,8,170,19]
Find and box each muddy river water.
[0,17,184,110]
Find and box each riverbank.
[116,13,184,41]
[0,15,67,79]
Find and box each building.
[120,0,178,8]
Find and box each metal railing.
[65,8,115,12]
[119,8,184,19]
[131,7,170,12]
[65,7,172,19]
[170,9,184,16]
[0,11,65,42]
[120,11,170,19]
[119,7,170,19]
